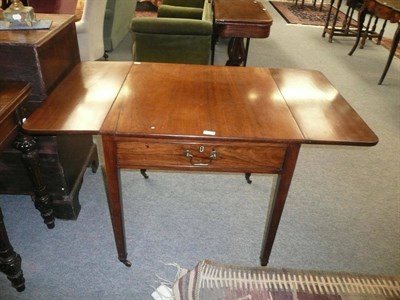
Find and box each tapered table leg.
[102,135,131,267]
[260,143,300,266]
[0,207,25,292]
[13,133,55,229]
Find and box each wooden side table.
[23,62,378,268]
[213,0,273,66]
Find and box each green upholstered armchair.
[131,0,213,65]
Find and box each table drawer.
[116,138,287,173]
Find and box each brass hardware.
[183,149,218,166]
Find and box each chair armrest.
[131,17,212,35]
[161,0,205,8]
[157,5,203,19]
[75,19,86,33]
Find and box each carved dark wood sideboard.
[0,14,99,220]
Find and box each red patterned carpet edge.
[269,0,356,27]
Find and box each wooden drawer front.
[116,138,287,173]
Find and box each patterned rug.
[173,260,400,300]
[269,0,356,27]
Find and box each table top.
[365,0,400,22]
[0,14,75,46]
[23,62,378,146]
[213,0,273,38]
[214,0,272,24]
[375,0,400,12]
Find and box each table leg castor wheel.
[119,259,132,267]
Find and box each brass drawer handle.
[183,149,219,166]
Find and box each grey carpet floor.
[1,1,399,298]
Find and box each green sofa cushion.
[131,18,212,35]
[131,0,212,65]
[161,0,205,8]
[133,33,211,64]
[157,5,204,19]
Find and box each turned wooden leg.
[0,207,25,292]
[322,0,335,37]
[13,133,55,229]
[226,37,246,66]
[328,0,343,42]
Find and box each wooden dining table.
[23,62,378,267]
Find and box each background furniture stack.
[0,14,99,220]
[24,0,137,60]
[0,82,33,293]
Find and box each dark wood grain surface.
[103,63,303,142]
[24,62,378,146]
[270,68,379,145]
[0,14,75,45]
[24,62,132,134]
[0,14,80,108]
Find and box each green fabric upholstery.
[162,0,205,8]
[132,18,212,64]
[157,5,203,19]
[131,0,212,65]
[132,18,211,35]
